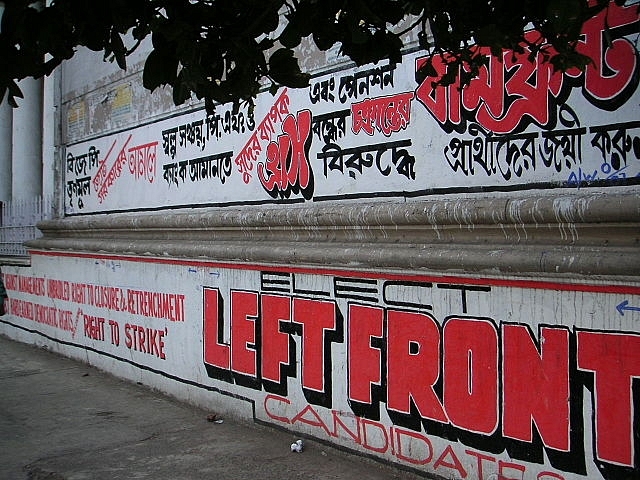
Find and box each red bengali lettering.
[258,109,312,198]
[415,1,639,134]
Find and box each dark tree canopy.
[0,0,628,110]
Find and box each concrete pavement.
[0,334,422,480]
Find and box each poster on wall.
[2,251,639,479]
[64,1,640,215]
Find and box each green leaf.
[415,58,437,85]
[268,48,310,88]
[349,23,370,45]
[143,49,178,92]
[110,31,127,70]
[8,79,23,100]
[6,79,24,107]
[172,70,191,106]
[312,29,337,51]
[418,31,431,51]
[474,25,504,48]
[279,22,303,48]
[0,0,605,110]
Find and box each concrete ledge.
[0,256,32,267]
[27,191,640,279]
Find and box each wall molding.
[28,191,640,279]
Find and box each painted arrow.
[616,300,640,316]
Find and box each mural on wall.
[64,1,640,215]
[22,2,639,478]
[1,252,639,479]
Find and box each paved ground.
[0,334,423,480]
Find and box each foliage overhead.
[0,0,628,111]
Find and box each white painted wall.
[1,252,639,478]
[2,2,639,479]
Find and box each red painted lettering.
[137,325,147,353]
[493,36,563,133]
[263,394,291,424]
[393,427,433,465]
[351,92,414,136]
[577,330,640,467]
[537,472,565,480]
[387,309,448,422]
[433,444,467,478]
[348,304,383,404]
[575,1,639,105]
[499,459,526,480]
[201,284,640,474]
[123,323,166,359]
[83,314,105,341]
[258,110,312,197]
[503,325,570,451]
[415,1,639,133]
[291,404,332,436]
[261,294,292,384]
[415,54,461,128]
[465,449,497,480]
[361,418,389,454]
[231,290,259,377]
[443,318,499,435]
[461,48,505,126]
[203,288,229,369]
[292,297,336,393]
[331,410,360,443]
[3,273,17,290]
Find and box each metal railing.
[0,196,53,257]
